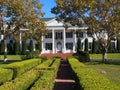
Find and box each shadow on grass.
[87,59,120,65]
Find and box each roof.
[41,18,54,22]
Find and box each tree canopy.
[52,0,120,62]
[0,0,47,61]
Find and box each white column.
[73,28,77,53]
[19,32,22,51]
[41,35,44,54]
[52,29,55,53]
[63,28,66,53]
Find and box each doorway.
[57,42,62,53]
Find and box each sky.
[40,0,56,18]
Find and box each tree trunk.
[102,51,107,62]
[4,39,7,62]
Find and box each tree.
[51,0,120,62]
[77,38,82,53]
[0,0,46,62]
[84,38,88,52]
[92,38,97,53]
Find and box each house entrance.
[57,42,62,53]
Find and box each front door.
[57,42,62,53]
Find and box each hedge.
[4,58,42,78]
[0,70,40,90]
[68,57,119,90]
[0,68,13,85]
[31,58,60,90]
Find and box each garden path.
[53,59,77,90]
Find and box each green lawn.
[86,53,120,86]
[85,62,120,86]
[0,55,22,61]
[90,53,120,60]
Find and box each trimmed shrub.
[78,50,90,62]
[21,40,27,55]
[77,38,82,53]
[36,42,41,53]
[68,57,120,90]
[8,40,14,55]
[92,39,97,53]
[31,58,60,90]
[108,42,112,53]
[14,41,20,55]
[0,40,4,54]
[4,58,42,78]
[0,68,13,84]
[21,50,40,60]
[29,39,34,52]
[0,70,40,90]
[117,39,120,53]
[84,38,88,52]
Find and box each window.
[66,32,73,38]
[89,43,92,49]
[45,32,52,38]
[87,32,92,37]
[111,42,115,49]
[55,32,63,39]
[45,43,52,50]
[77,32,83,38]
[66,42,73,50]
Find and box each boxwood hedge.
[0,70,40,90]
[4,58,42,78]
[0,68,13,85]
[68,57,120,90]
[31,58,60,90]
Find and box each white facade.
[41,18,92,54]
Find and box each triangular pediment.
[45,18,64,27]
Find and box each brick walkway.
[53,59,77,90]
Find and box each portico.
[41,18,88,54]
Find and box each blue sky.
[40,0,56,18]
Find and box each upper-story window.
[87,32,92,37]
[45,32,52,38]
[66,32,73,38]
[55,32,63,39]
[77,32,83,38]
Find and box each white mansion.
[0,18,117,54]
[41,18,117,54]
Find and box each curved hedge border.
[3,58,42,78]
[68,57,119,90]
[0,68,13,84]
[31,58,60,90]
[0,70,40,90]
[0,58,60,90]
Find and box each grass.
[90,53,120,60]
[86,53,120,86]
[85,62,120,86]
[0,55,23,67]
[0,55,22,61]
